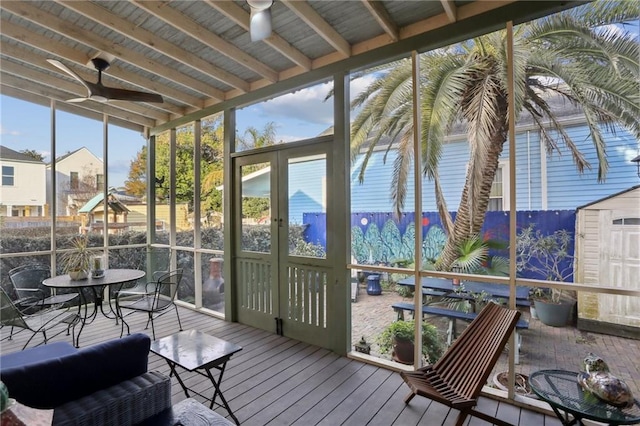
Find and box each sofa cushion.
[0,342,77,369]
[0,333,151,409]
[136,398,235,426]
[52,371,171,426]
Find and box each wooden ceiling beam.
[0,85,145,133]
[281,0,351,57]
[207,0,312,71]
[133,0,279,83]
[1,1,226,101]
[58,0,250,93]
[400,0,516,39]
[361,1,399,42]
[439,0,458,22]
[0,73,157,128]
[0,25,191,114]
[0,57,170,122]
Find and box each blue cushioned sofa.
[0,333,171,426]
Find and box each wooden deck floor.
[0,305,564,426]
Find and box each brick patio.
[351,282,640,398]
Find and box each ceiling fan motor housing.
[91,57,110,72]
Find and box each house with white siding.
[0,145,46,217]
[46,147,103,217]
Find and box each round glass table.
[43,269,145,346]
[529,369,640,426]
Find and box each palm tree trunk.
[437,118,509,271]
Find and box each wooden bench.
[392,302,529,364]
[400,302,522,426]
[444,292,531,307]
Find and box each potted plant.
[377,320,444,365]
[516,225,576,327]
[60,235,93,280]
[531,288,575,327]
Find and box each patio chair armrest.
[15,288,46,300]
[116,281,156,298]
[13,295,45,310]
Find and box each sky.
[0,75,374,188]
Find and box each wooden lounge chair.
[400,301,521,426]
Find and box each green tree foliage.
[235,122,279,219]
[350,0,639,271]
[125,119,279,217]
[124,146,147,198]
[20,149,45,161]
[125,116,225,212]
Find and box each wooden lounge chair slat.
[400,302,520,426]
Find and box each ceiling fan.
[248,0,273,42]
[47,56,163,103]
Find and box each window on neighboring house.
[70,171,79,190]
[487,167,503,211]
[96,174,104,190]
[2,166,14,186]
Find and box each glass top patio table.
[150,330,243,425]
[529,369,640,426]
[43,269,145,347]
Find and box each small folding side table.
[150,329,243,425]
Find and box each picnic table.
[393,277,530,364]
[397,276,531,306]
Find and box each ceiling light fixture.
[248,0,273,42]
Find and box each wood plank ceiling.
[0,1,582,133]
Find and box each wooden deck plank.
[371,378,420,425]
[0,305,565,426]
[240,352,347,425]
[234,348,335,424]
[343,370,404,425]
[297,362,379,425]
[318,368,394,425]
[270,360,366,425]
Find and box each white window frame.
[2,165,14,186]
[488,160,510,211]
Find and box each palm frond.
[391,130,414,217]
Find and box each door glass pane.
[240,161,271,253]
[288,155,326,258]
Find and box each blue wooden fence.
[303,210,576,281]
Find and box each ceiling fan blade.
[101,87,164,103]
[47,59,91,92]
[48,57,162,103]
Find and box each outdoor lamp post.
[632,154,640,179]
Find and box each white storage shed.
[575,185,640,338]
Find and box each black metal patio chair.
[0,287,78,349]
[8,264,78,312]
[116,269,184,339]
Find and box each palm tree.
[350,0,639,270]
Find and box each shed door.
[600,216,640,323]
